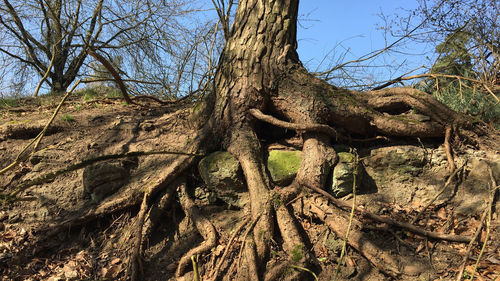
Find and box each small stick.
[210,217,250,281]
[411,162,466,224]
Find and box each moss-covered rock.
[329,152,364,197]
[364,146,427,182]
[266,150,302,186]
[198,151,248,207]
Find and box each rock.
[364,145,427,182]
[82,162,129,202]
[198,151,247,207]
[266,149,302,186]
[329,152,364,197]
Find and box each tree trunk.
[213,1,302,276]
[210,0,475,280]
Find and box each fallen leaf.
[436,207,447,219]
[104,265,121,279]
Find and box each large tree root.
[228,127,274,267]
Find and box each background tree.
[0,0,218,97]
[399,0,500,126]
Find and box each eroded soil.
[0,95,499,280]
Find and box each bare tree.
[0,0,209,96]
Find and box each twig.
[333,151,358,281]
[33,45,56,97]
[399,73,499,102]
[210,217,250,281]
[470,167,498,280]
[411,162,466,224]
[82,78,162,85]
[33,80,81,152]
[455,207,488,281]
[456,165,497,281]
[237,215,261,268]
[290,265,318,281]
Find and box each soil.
[0,94,499,280]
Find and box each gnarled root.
[176,180,218,278]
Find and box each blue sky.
[296,0,430,85]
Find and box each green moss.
[291,244,304,262]
[267,150,302,185]
[337,152,354,163]
[0,98,19,108]
[272,193,282,208]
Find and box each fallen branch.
[305,183,473,243]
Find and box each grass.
[60,113,75,122]
[0,97,20,108]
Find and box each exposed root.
[176,180,218,278]
[127,190,149,281]
[268,204,311,281]
[304,182,473,243]
[249,108,338,138]
[228,127,274,264]
[244,235,260,281]
[294,133,337,191]
[444,126,456,172]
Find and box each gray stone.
[198,151,247,208]
[363,145,427,182]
